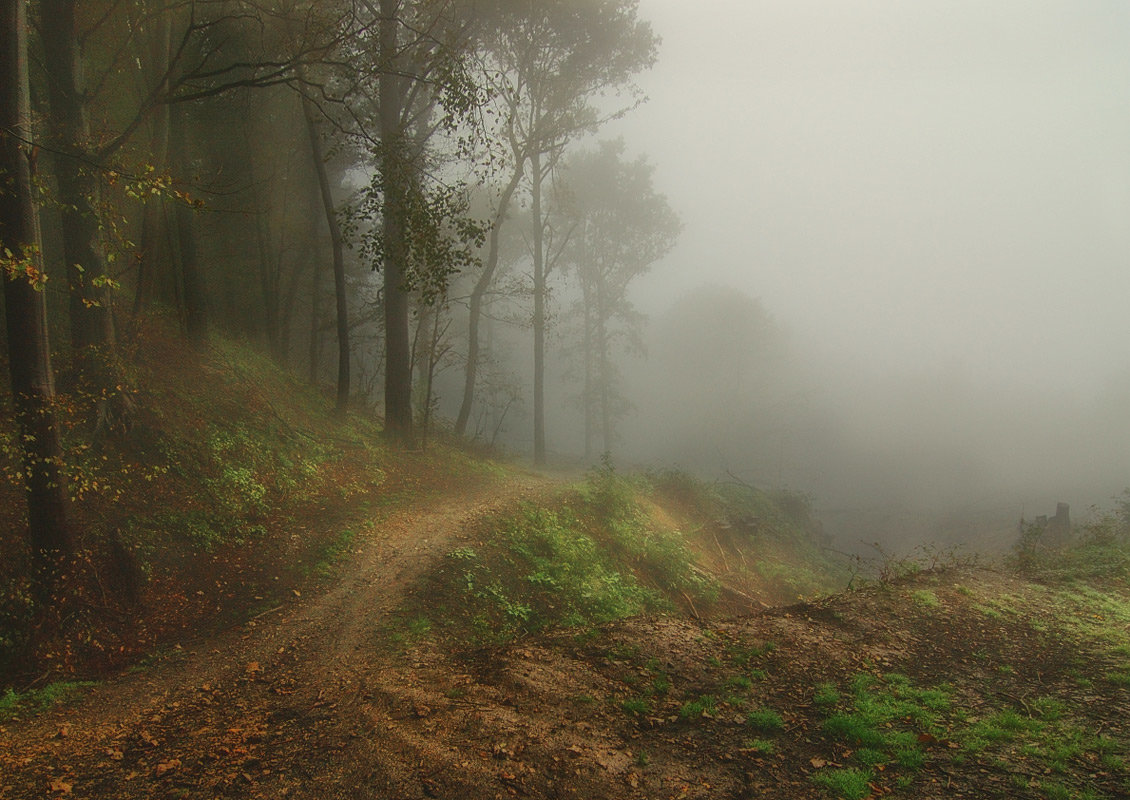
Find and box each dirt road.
[0,474,555,799]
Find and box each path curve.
[0,473,557,799]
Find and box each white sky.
[608,0,1130,393]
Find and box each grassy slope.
[0,315,503,684]
[378,501,1130,800]
[392,464,847,649]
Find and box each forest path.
[0,472,558,798]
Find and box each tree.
[35,0,349,363]
[633,286,784,474]
[451,0,658,463]
[352,0,484,446]
[39,0,118,361]
[375,0,415,444]
[557,139,679,457]
[168,100,209,346]
[130,0,174,317]
[411,289,454,449]
[1,0,74,575]
[451,159,525,438]
[301,88,352,415]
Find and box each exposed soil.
[2,477,1129,800]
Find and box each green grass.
[396,464,822,647]
[816,671,951,787]
[811,767,874,800]
[724,674,753,692]
[580,462,719,604]
[952,694,1124,788]
[745,707,785,733]
[679,694,718,719]
[312,526,360,578]
[1038,781,1104,800]
[853,747,886,766]
[621,697,649,716]
[1107,669,1130,687]
[813,682,841,707]
[0,681,97,721]
[436,500,663,643]
[726,640,776,668]
[910,589,941,608]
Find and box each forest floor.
[1,468,1129,800]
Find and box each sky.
[608,0,1130,392]
[586,0,1130,535]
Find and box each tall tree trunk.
[246,132,283,360]
[253,203,282,359]
[421,310,440,451]
[0,0,74,572]
[276,237,308,365]
[133,5,172,316]
[133,127,169,315]
[582,269,594,461]
[596,275,612,454]
[301,92,350,415]
[40,0,115,361]
[530,149,547,465]
[169,103,208,346]
[453,163,524,437]
[412,296,442,451]
[308,255,323,384]
[378,0,414,446]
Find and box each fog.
[572,1,1130,551]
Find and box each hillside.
[1,323,1129,800]
[0,316,506,681]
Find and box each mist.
[507,0,1130,553]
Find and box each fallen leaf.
[810,757,827,768]
[155,759,181,777]
[48,778,73,794]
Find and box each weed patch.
[815,671,952,792]
[0,681,97,721]
[679,694,718,719]
[407,499,664,644]
[745,707,784,733]
[398,466,744,646]
[811,766,873,800]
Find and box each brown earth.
[2,476,1129,800]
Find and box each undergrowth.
[402,464,732,645]
[0,316,485,683]
[1015,508,1130,584]
[0,680,97,722]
